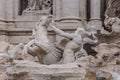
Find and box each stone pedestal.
[7,60,86,80]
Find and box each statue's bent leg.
[24,40,38,56]
[63,49,75,64]
[62,41,79,64]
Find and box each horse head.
[37,15,52,27]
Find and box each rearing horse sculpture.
[9,16,98,64]
[24,16,63,64]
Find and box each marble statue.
[51,21,98,64]
[26,0,42,11]
[23,16,63,64]
[9,16,98,64]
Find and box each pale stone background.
[0,0,106,44]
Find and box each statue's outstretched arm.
[51,25,73,39]
[83,33,98,44]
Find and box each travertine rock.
[100,65,120,80]
[104,17,120,33]
[7,60,86,80]
[104,0,120,33]
[0,73,8,80]
[85,70,114,80]
[93,43,120,66]
[76,56,98,67]
[7,60,120,80]
[0,54,8,64]
[85,71,96,80]
[0,41,10,53]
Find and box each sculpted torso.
[51,22,98,63]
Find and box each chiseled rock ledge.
[7,60,120,80]
[7,60,86,80]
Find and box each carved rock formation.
[104,0,120,33]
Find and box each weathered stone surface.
[100,65,120,80]
[0,64,10,80]
[8,61,86,80]
[0,54,8,64]
[0,73,8,80]
[104,0,120,33]
[0,41,10,53]
[7,60,86,80]
[93,43,120,66]
[85,71,97,80]
[76,56,98,67]
[7,60,120,80]
[0,42,14,64]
